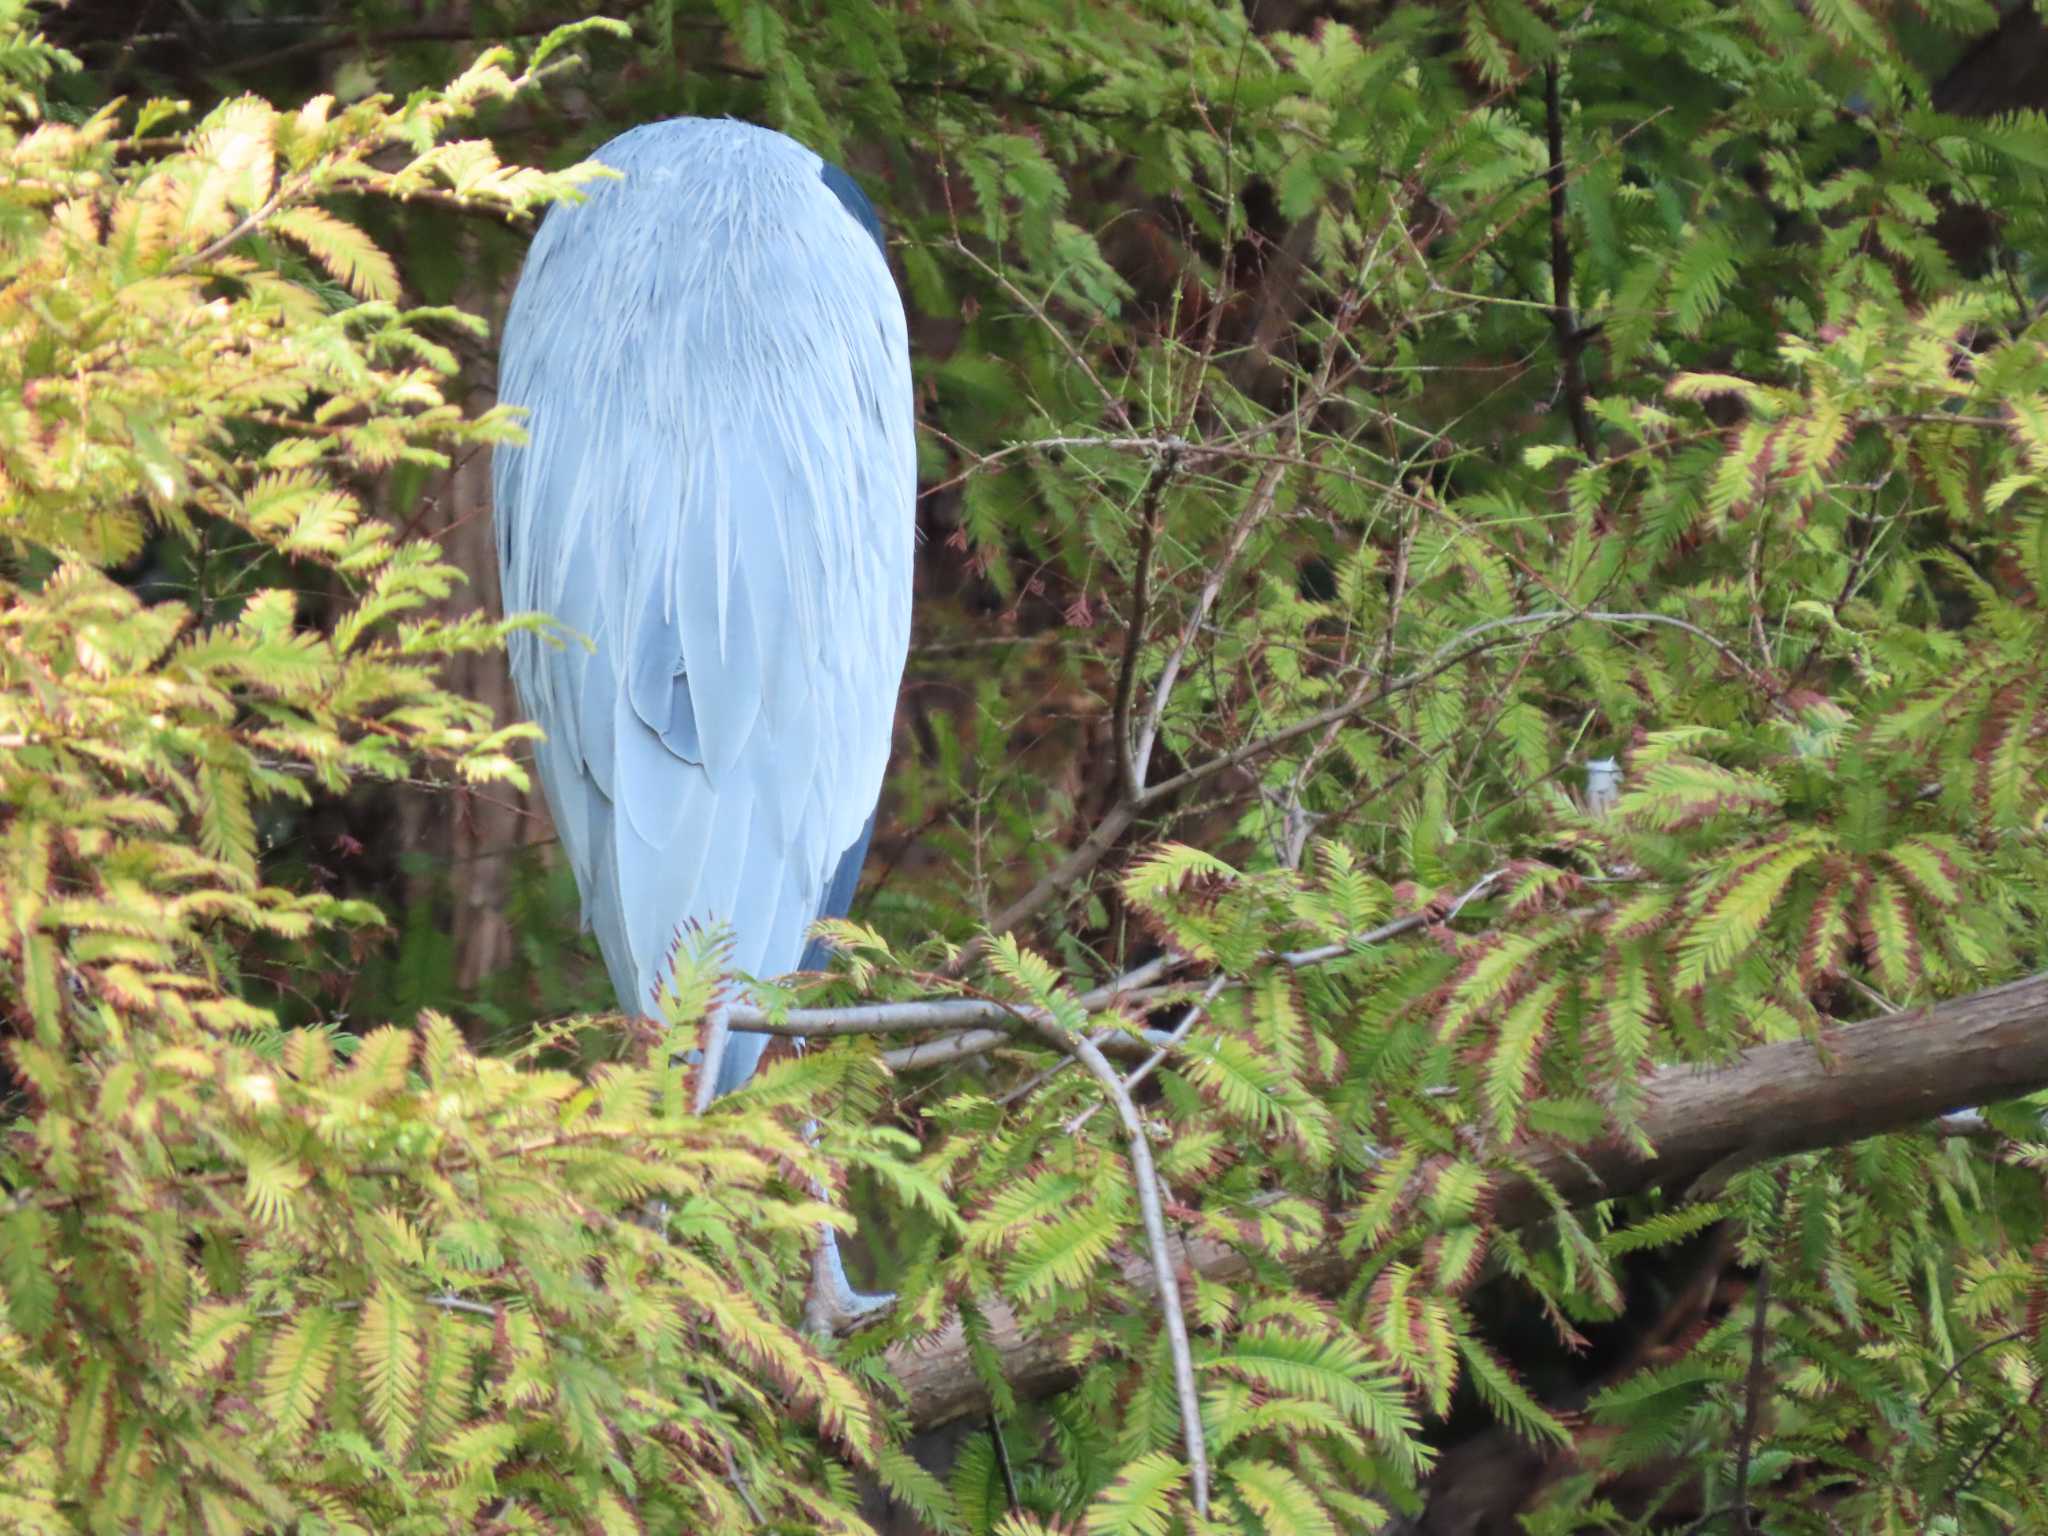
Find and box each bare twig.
[921,432,1195,502]
[1032,1018,1209,1514]
[880,1026,1017,1072]
[1677,1506,1739,1536]
[1730,1260,1772,1535]
[980,801,1138,942]
[988,1412,1022,1513]
[1543,62,1600,461]
[1846,976,1899,1015]
[1919,1325,2030,1411]
[1066,973,1230,1135]
[1943,1378,2044,1510]
[751,873,1504,1073]
[1064,871,1504,1127]
[1126,611,1565,810]
[1138,605,1777,812]
[1133,453,1290,783]
[691,1011,730,1115]
[732,998,1025,1037]
[1115,455,1178,800]
[739,949,1186,1040]
[1278,508,1417,863]
[1132,289,1367,791]
[948,236,1129,427]
[1744,515,1772,674]
[1277,869,1504,967]
[718,1428,768,1524]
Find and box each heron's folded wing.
[494,124,914,1035]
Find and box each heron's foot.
[802,1231,895,1338]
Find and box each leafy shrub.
[0,14,908,1531]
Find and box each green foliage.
[10,0,2048,1531]
[0,11,916,1532]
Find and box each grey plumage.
[493,118,915,1095]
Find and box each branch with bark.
[882,971,2048,1430]
[1543,61,1600,461]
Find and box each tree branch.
[735,873,1502,1074]
[1543,62,1599,461]
[1031,1018,1210,1514]
[1133,454,1289,786]
[1114,456,1175,801]
[1731,1205,1780,1536]
[883,971,2048,1430]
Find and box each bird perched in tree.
[492,117,914,1327]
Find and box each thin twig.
[949,236,1128,427]
[1132,288,1366,788]
[1066,973,1229,1135]
[718,1434,768,1525]
[758,874,1502,1056]
[1033,1019,1209,1514]
[691,1011,730,1115]
[880,1026,1017,1072]
[1919,1325,2029,1411]
[1543,61,1600,461]
[1278,869,1504,967]
[1114,456,1177,800]
[740,949,1186,1039]
[987,1412,1023,1513]
[253,1292,502,1322]
[1941,1376,2044,1511]
[868,873,1501,1080]
[980,801,1138,942]
[1729,1260,1771,1535]
[1133,454,1290,783]
[1136,606,1776,812]
[921,432,1196,502]
[1677,1506,1738,1536]
[996,1021,1168,1107]
[1065,872,1503,1125]
[969,612,1528,960]
[1278,507,1417,863]
[1126,615,1554,810]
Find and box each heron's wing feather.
[798,811,877,973]
[609,432,890,983]
[503,408,612,920]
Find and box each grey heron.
[492,117,914,1327]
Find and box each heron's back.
[493,118,915,1071]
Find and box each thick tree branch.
[884,972,2048,1430]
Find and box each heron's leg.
[803,1225,896,1336]
[796,1101,895,1337]
[691,1020,891,1335]
[692,1005,731,1115]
